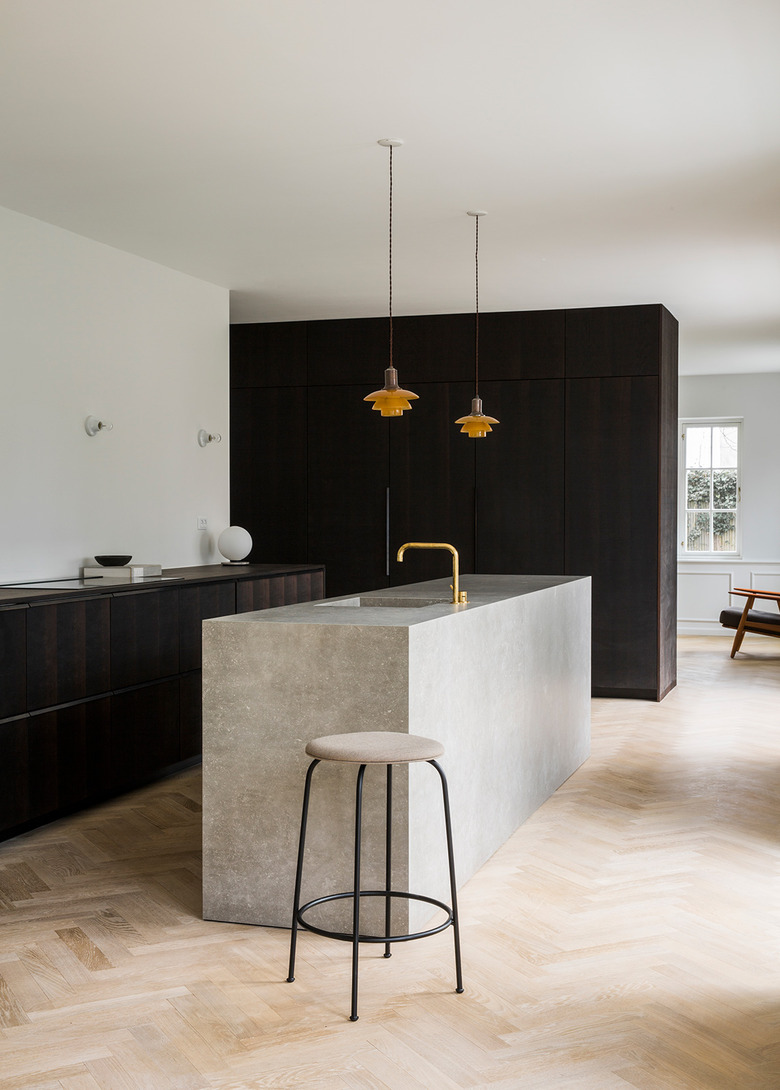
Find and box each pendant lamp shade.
[455,396,500,438]
[456,211,498,438]
[364,139,418,417]
[364,366,419,416]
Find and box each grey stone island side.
[201,574,591,930]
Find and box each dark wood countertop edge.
[0,563,326,606]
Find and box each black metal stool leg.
[429,759,464,993]
[287,744,464,1022]
[287,758,319,984]
[384,763,393,958]
[350,763,367,1021]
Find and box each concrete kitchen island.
[202,574,591,930]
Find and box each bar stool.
[286,730,464,1021]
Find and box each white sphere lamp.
[218,525,252,565]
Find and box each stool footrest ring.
[297,889,454,944]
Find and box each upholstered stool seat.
[287,730,463,1021]
[306,730,444,764]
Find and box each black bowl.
[94,554,132,566]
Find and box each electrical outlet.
[197,516,208,531]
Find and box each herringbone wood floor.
[0,636,778,1089]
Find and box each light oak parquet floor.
[0,635,778,1089]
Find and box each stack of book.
[82,564,162,581]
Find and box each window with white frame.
[679,420,741,555]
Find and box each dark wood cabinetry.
[230,386,308,565]
[0,715,28,831]
[179,581,237,672]
[563,305,677,699]
[179,672,203,761]
[389,380,477,585]
[236,570,325,612]
[475,379,566,575]
[0,606,26,719]
[230,304,677,699]
[230,320,307,387]
[307,384,390,596]
[0,563,324,841]
[479,309,566,380]
[565,376,660,696]
[28,698,113,818]
[564,304,663,378]
[27,597,111,710]
[111,588,180,689]
[111,680,181,790]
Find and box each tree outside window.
[681,422,740,554]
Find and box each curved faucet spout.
[396,542,467,605]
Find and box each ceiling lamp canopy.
[364,139,419,418]
[455,211,499,438]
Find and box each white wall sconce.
[198,429,222,447]
[85,415,113,436]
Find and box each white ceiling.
[2,0,779,376]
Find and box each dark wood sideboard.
[0,563,325,842]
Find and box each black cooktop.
[0,576,183,590]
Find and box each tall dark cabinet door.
[475,380,565,575]
[565,376,660,697]
[307,384,390,597]
[388,382,476,586]
[230,386,308,564]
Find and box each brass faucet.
[396,542,468,605]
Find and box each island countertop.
[202,573,591,929]
[207,572,587,626]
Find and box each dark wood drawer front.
[0,699,113,834]
[179,672,202,761]
[0,607,27,719]
[0,715,29,833]
[111,589,180,689]
[27,598,111,711]
[179,583,236,672]
[236,571,324,613]
[28,698,113,820]
[111,680,180,790]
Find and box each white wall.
[0,206,230,582]
[677,372,780,633]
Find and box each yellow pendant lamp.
[364,139,419,417]
[455,211,499,438]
